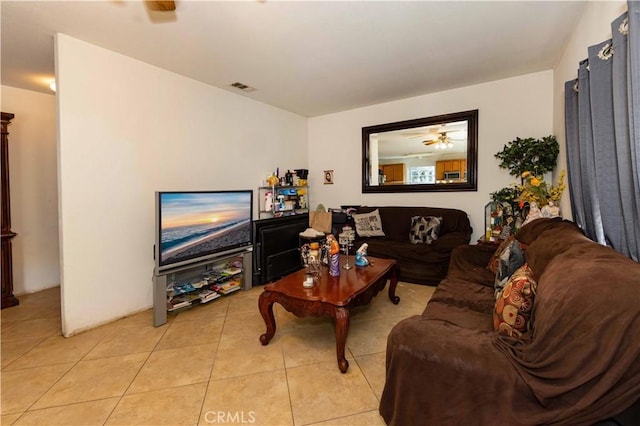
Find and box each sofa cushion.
[494,239,525,298]
[365,238,447,264]
[409,216,442,244]
[446,244,497,287]
[352,209,385,237]
[493,263,537,338]
[381,312,530,425]
[427,277,496,317]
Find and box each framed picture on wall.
[324,170,334,184]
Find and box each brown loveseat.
[352,206,472,285]
[380,218,640,425]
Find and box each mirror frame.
[362,109,478,193]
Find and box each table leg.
[388,264,400,305]
[259,291,276,345]
[334,307,350,373]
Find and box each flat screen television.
[155,190,253,272]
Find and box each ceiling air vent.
[230,82,256,92]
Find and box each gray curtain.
[565,0,640,261]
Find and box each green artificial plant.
[494,135,559,182]
[490,185,521,204]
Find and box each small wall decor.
[324,170,334,184]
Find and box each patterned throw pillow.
[487,236,515,274]
[494,239,525,298]
[352,209,385,237]
[409,216,442,245]
[493,264,537,338]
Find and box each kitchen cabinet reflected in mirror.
[362,110,478,193]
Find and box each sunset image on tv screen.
[160,192,252,265]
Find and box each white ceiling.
[1,1,585,117]
[377,120,469,159]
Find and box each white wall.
[552,0,627,217]
[308,71,554,242]
[1,85,60,295]
[55,34,307,336]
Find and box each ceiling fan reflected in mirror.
[400,126,440,140]
[423,131,466,150]
[403,123,466,140]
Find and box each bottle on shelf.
[264,191,274,212]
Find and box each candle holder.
[339,226,355,270]
[303,272,315,288]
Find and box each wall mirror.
[362,109,478,193]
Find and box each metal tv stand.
[153,248,252,327]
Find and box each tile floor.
[1,282,434,425]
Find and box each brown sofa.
[351,206,472,285]
[380,218,640,425]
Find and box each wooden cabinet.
[435,158,466,181]
[436,162,445,181]
[1,112,18,309]
[382,163,406,183]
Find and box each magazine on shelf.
[222,267,242,276]
[206,267,243,284]
[215,280,242,295]
[198,289,221,303]
[170,282,196,295]
[168,293,201,310]
[168,297,192,311]
[167,300,190,311]
[193,280,207,289]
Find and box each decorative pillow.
[352,209,385,237]
[493,263,537,338]
[487,236,515,274]
[494,238,525,298]
[409,216,442,245]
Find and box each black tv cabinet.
[252,214,309,285]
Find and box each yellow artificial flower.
[548,170,567,202]
[516,170,566,207]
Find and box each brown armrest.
[431,232,471,253]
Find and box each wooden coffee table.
[258,256,399,373]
